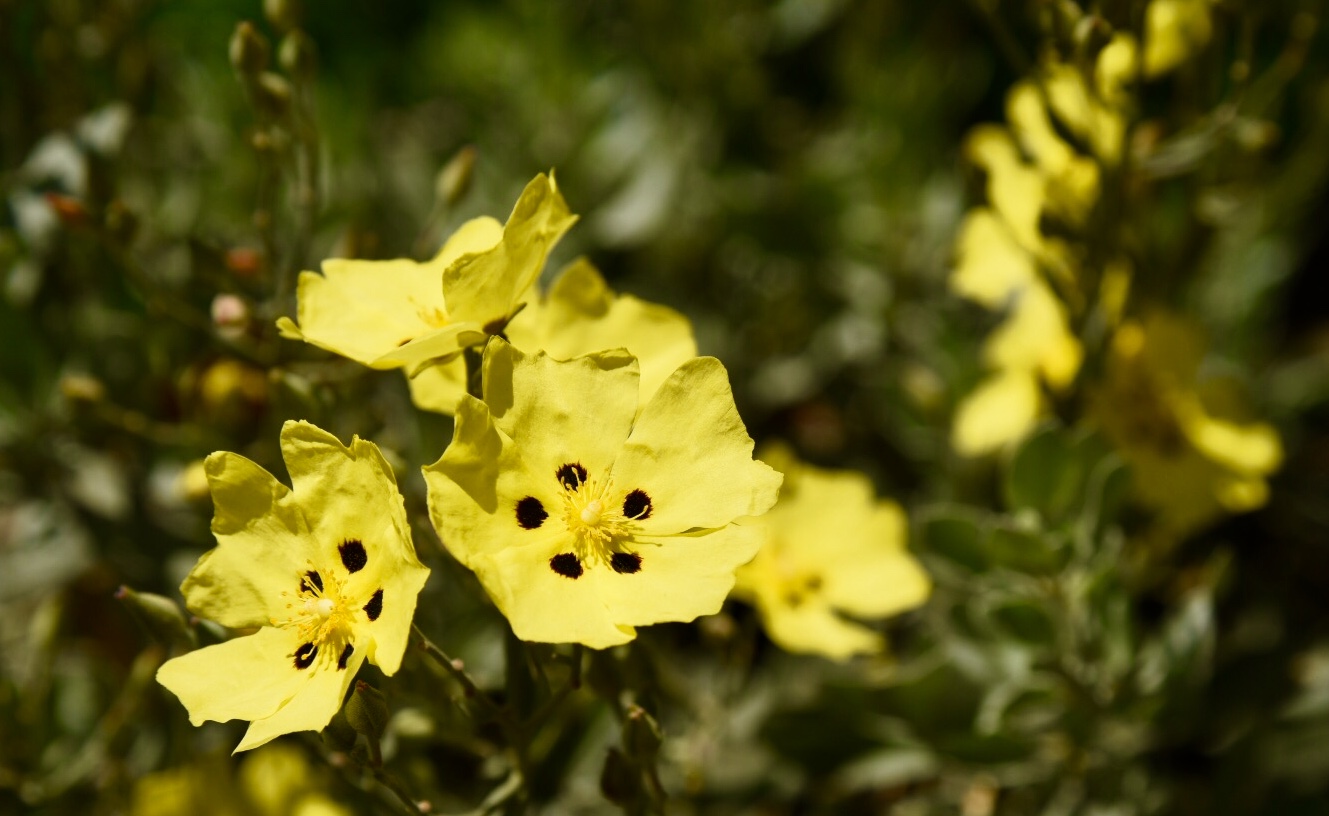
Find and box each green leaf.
[919,510,989,573]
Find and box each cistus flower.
[156,421,430,752]
[423,339,781,648]
[1092,313,1282,540]
[408,258,697,414]
[276,173,575,375]
[732,445,930,660]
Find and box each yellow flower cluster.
[157,172,934,752]
[948,1,1280,539]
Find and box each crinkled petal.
[235,646,365,753]
[276,258,451,368]
[372,322,485,373]
[444,173,577,326]
[483,340,639,483]
[156,626,310,728]
[601,525,761,628]
[526,259,697,403]
[424,394,567,566]
[952,370,1043,456]
[610,357,782,535]
[184,452,311,628]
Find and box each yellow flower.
[732,445,930,660]
[1092,313,1282,538]
[409,258,697,414]
[131,743,353,816]
[156,421,430,752]
[277,173,576,375]
[423,339,781,648]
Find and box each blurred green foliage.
[5,0,1329,814]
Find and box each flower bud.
[116,585,195,649]
[229,22,270,75]
[622,705,662,763]
[211,294,250,341]
[345,681,390,744]
[278,31,317,81]
[252,72,293,120]
[60,373,105,403]
[322,708,358,752]
[263,0,302,32]
[435,146,478,210]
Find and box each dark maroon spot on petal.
[294,642,318,669]
[339,539,367,573]
[337,643,354,670]
[364,588,383,621]
[516,497,548,529]
[610,552,642,574]
[622,489,652,520]
[556,462,588,490]
[550,553,583,578]
[301,570,323,593]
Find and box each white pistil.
[273,565,356,663]
[580,499,604,526]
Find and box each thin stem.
[369,765,428,815]
[412,623,502,719]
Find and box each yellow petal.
[952,370,1043,456]
[1174,398,1283,476]
[277,257,453,368]
[982,282,1083,389]
[758,593,885,660]
[1097,33,1139,105]
[610,357,783,535]
[966,126,1045,250]
[517,259,698,404]
[482,339,640,483]
[444,173,577,328]
[478,541,632,648]
[183,451,311,628]
[950,209,1037,308]
[1044,62,1126,163]
[156,626,314,728]
[424,395,568,568]
[235,646,364,753]
[406,357,469,414]
[600,525,762,628]
[1144,0,1213,78]
[277,420,429,675]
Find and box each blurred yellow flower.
[732,445,930,660]
[423,340,780,648]
[1092,313,1282,538]
[131,743,353,816]
[277,173,575,375]
[409,258,697,414]
[157,421,429,752]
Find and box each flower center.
[273,564,356,669]
[562,476,631,556]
